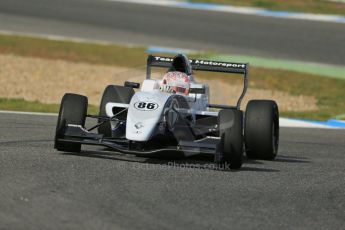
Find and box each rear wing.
[147,55,248,76]
[146,55,249,109]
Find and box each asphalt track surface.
[1,1,345,229]
[1,112,345,229]
[0,0,344,66]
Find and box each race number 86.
[134,102,159,111]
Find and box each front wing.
[57,124,221,158]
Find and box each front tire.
[98,85,135,137]
[245,100,279,160]
[54,93,88,152]
[218,109,244,170]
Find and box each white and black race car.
[54,54,279,169]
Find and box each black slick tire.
[54,93,88,152]
[98,85,134,137]
[245,100,279,160]
[218,109,244,170]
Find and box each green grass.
[247,68,345,121]
[0,34,148,68]
[210,54,345,80]
[190,0,345,15]
[0,33,344,121]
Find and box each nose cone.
[126,91,170,141]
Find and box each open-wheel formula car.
[54,54,279,169]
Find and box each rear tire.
[54,93,88,152]
[245,100,279,160]
[218,109,244,170]
[98,85,135,137]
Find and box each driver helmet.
[159,71,190,95]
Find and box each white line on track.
[106,0,345,24]
[279,118,334,129]
[1,110,343,129]
[0,30,136,47]
[0,110,57,116]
